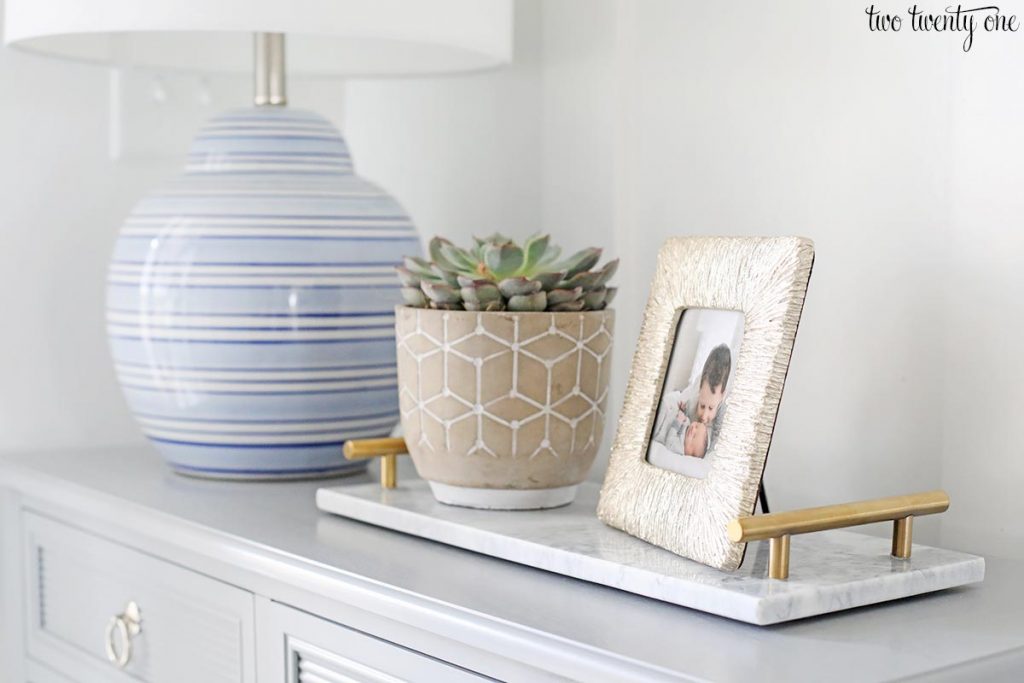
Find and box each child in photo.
[652,343,732,459]
[652,395,709,458]
[683,420,708,458]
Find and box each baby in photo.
[653,344,732,459]
[654,397,709,457]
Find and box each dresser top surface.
[2,446,1022,682]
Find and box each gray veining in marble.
[317,481,985,625]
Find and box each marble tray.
[316,480,985,625]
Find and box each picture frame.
[597,236,815,570]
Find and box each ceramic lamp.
[4,0,512,478]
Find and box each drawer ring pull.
[104,601,142,669]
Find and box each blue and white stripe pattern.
[107,108,418,478]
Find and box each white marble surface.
[317,480,985,625]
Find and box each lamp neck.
[254,33,287,107]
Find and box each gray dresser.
[1,447,1021,682]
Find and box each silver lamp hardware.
[254,32,287,106]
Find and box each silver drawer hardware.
[104,601,142,669]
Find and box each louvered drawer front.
[24,512,256,683]
[265,602,487,683]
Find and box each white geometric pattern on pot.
[397,310,613,459]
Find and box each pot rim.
[394,305,614,316]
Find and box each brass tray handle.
[728,490,950,579]
[344,437,409,489]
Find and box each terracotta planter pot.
[395,306,615,509]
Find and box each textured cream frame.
[597,236,815,571]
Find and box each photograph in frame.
[646,309,744,480]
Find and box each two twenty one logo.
[864,4,1019,52]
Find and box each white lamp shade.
[3,0,513,76]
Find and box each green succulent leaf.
[395,266,421,288]
[546,287,584,306]
[401,286,428,307]
[403,256,436,279]
[420,281,462,305]
[604,287,617,305]
[440,241,477,271]
[531,271,566,291]
[520,234,551,275]
[461,282,502,304]
[429,237,470,273]
[480,285,504,303]
[430,264,461,287]
[558,247,603,278]
[398,235,615,311]
[595,258,619,287]
[583,287,607,310]
[477,232,511,245]
[498,277,542,298]
[537,244,562,269]
[484,242,525,279]
[428,237,452,268]
[471,235,491,262]
[559,270,602,291]
[508,291,548,312]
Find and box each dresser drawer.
[259,600,489,682]
[23,511,256,683]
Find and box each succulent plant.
[397,234,618,313]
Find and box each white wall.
[343,0,543,248]
[942,37,1024,556]
[0,43,162,451]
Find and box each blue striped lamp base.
[107,107,414,479]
